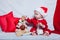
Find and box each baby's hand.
[22,16,26,19]
[31,32,37,36]
[39,23,43,26]
[43,31,49,36]
[22,16,27,19]
[39,23,45,28]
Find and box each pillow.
[4,11,13,17]
[6,11,16,32]
[14,17,20,25]
[0,11,13,32]
[7,16,16,32]
[0,11,20,32]
[6,12,20,32]
[7,17,20,32]
[0,16,7,32]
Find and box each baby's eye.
[35,13,38,15]
[36,14,38,15]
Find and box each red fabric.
[7,16,16,32]
[6,11,20,32]
[0,16,7,32]
[7,17,20,32]
[53,0,60,34]
[0,11,13,32]
[41,7,48,13]
[5,11,13,17]
[52,30,60,34]
[30,26,37,32]
[13,17,20,26]
[6,12,20,32]
[27,18,51,34]
[0,11,20,32]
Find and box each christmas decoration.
[15,16,29,36]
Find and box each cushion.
[6,11,16,32]
[0,16,7,32]
[4,11,13,17]
[6,12,20,32]
[0,11,20,32]
[14,17,20,25]
[7,16,16,32]
[0,11,14,32]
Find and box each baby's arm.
[39,19,48,29]
[26,18,32,24]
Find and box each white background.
[0,0,57,30]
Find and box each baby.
[25,6,51,36]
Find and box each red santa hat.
[35,6,48,17]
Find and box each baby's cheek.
[37,15,41,18]
[34,15,39,18]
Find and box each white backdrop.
[0,0,57,30]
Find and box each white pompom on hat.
[35,6,48,17]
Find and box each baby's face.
[34,10,43,19]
